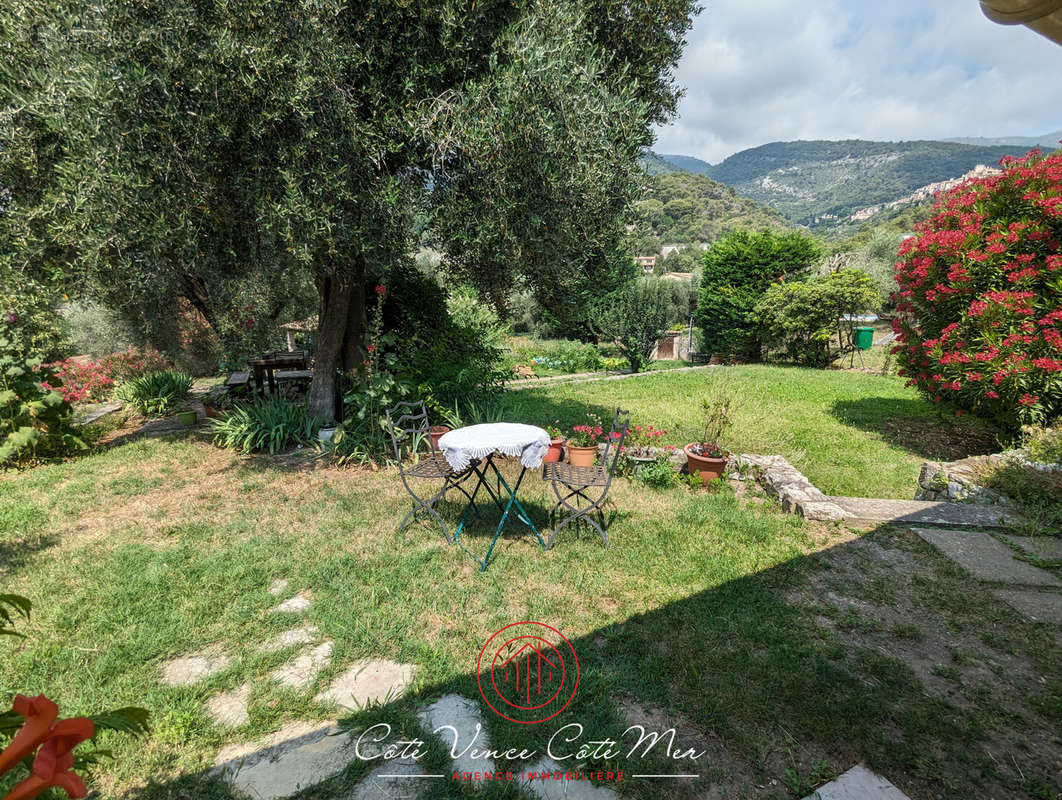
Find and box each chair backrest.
[385,400,433,464]
[600,407,630,479]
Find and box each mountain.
[941,130,1062,148]
[696,139,1039,228]
[656,154,713,174]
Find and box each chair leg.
[547,483,610,549]
[397,483,452,543]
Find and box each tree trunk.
[308,275,355,423]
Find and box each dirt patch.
[789,527,1062,795]
[879,417,998,462]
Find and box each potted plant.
[567,413,605,467]
[625,423,667,469]
[543,422,565,463]
[428,425,450,451]
[177,409,197,426]
[684,392,733,481]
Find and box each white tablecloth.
[438,423,550,473]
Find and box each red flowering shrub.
[893,148,1062,431]
[43,348,169,404]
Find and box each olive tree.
[592,276,672,372]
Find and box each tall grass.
[210,396,319,454]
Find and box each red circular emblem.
[477,621,579,724]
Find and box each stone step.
[912,528,1062,586]
[827,497,1020,529]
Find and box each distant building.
[634,255,657,273]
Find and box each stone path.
[829,497,1021,529]
[801,765,910,800]
[507,363,717,388]
[418,694,493,775]
[348,758,426,800]
[316,660,414,711]
[77,401,122,425]
[912,529,1061,586]
[161,653,231,686]
[911,528,1062,624]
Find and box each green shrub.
[1022,423,1062,464]
[632,455,680,489]
[1,334,86,465]
[210,396,318,454]
[116,370,192,416]
[756,269,881,366]
[540,340,604,373]
[695,229,822,361]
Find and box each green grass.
[506,364,996,498]
[0,371,1053,800]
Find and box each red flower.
[375,284,387,296]
[366,344,376,353]
[1019,393,1039,406]
[6,717,94,800]
[0,695,58,774]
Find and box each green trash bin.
[853,326,875,351]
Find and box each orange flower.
[5,717,94,800]
[0,695,58,775]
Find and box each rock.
[912,529,1062,586]
[259,625,320,653]
[214,720,357,800]
[161,653,231,686]
[801,764,910,799]
[347,758,425,800]
[272,592,312,613]
[417,694,493,775]
[271,642,334,689]
[268,579,290,596]
[207,684,250,727]
[520,756,618,799]
[315,660,415,711]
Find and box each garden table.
[438,423,550,570]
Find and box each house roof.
[981,0,1062,46]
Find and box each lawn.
[0,368,1054,800]
[508,364,999,498]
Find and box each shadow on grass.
[830,397,1000,462]
[111,521,1062,800]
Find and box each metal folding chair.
[543,407,629,548]
[387,400,477,543]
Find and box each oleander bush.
[893,149,1062,432]
[116,370,192,416]
[44,349,170,404]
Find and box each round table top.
[438,423,550,472]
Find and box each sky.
[652,0,1062,163]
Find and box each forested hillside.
[628,170,789,253]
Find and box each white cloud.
[653,0,1062,162]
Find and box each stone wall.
[915,453,1009,504]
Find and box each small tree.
[592,277,671,372]
[756,269,881,366]
[695,230,821,361]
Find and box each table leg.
[477,463,546,572]
[453,456,507,543]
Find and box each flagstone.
[259,625,319,652]
[207,684,250,727]
[520,756,618,799]
[272,592,312,613]
[912,529,1061,586]
[992,589,1062,624]
[161,653,231,686]
[271,641,334,689]
[417,694,493,775]
[268,578,291,596]
[214,720,357,800]
[315,660,414,711]
[348,758,426,800]
[801,765,910,799]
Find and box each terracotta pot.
[428,425,451,450]
[203,404,220,419]
[684,443,727,481]
[542,437,565,463]
[567,443,597,467]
